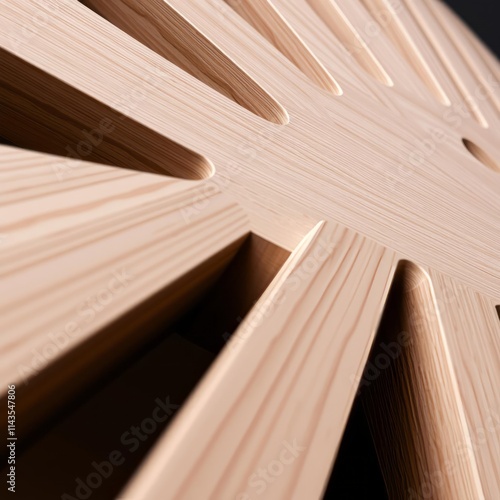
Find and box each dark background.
[443,0,500,58]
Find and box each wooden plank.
[430,270,500,499]
[0,0,499,497]
[122,221,398,499]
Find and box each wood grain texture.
[430,270,500,499]
[224,0,341,94]
[79,0,289,125]
[0,146,249,438]
[363,261,484,499]
[123,221,398,500]
[0,0,499,498]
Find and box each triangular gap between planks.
[307,0,393,87]
[326,260,482,499]
[77,0,289,125]
[221,0,342,95]
[121,220,399,500]
[0,48,213,180]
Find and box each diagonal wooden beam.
[122,221,398,499]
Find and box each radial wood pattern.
[0,0,499,499]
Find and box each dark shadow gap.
[323,261,478,499]
[2,234,289,499]
[0,136,14,146]
[221,0,341,95]
[77,0,288,124]
[322,396,388,500]
[0,47,212,180]
[463,137,500,173]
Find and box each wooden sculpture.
[0,0,499,498]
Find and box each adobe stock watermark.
[235,439,306,499]
[52,118,116,181]
[17,268,134,384]
[61,396,179,500]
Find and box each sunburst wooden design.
[1,1,499,499]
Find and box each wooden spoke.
[0,146,249,438]
[429,270,500,499]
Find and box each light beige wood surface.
[0,0,499,498]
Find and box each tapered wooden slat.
[360,0,451,106]
[272,0,385,101]
[362,0,479,119]
[122,221,398,499]
[405,0,491,127]
[0,1,499,498]
[308,0,394,87]
[422,0,498,125]
[363,261,484,499]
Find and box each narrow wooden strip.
[308,0,393,87]
[423,0,498,123]
[271,0,385,102]
[122,221,398,499]
[405,0,489,127]
[360,0,450,105]
[362,262,484,499]
[430,270,500,499]
[432,0,500,116]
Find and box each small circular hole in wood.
[462,138,500,173]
